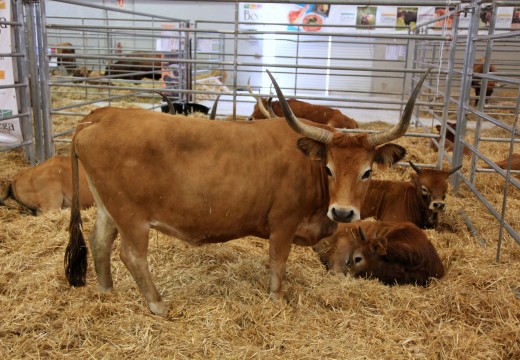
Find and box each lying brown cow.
[472,62,497,106]
[0,156,94,215]
[313,221,445,286]
[248,83,359,129]
[106,51,163,81]
[431,122,471,156]
[485,153,520,177]
[64,69,429,315]
[361,161,461,229]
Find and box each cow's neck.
[404,183,432,228]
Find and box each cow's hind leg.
[118,225,167,316]
[89,206,118,292]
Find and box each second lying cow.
[361,162,461,229]
[0,155,94,215]
[314,220,445,286]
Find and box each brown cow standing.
[313,221,445,286]
[64,69,430,315]
[248,84,359,129]
[361,161,461,229]
[0,156,94,215]
[472,62,497,106]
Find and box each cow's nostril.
[332,208,355,222]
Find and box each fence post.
[23,0,54,163]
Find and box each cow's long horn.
[409,161,422,174]
[267,69,333,144]
[367,68,431,147]
[209,94,220,120]
[449,164,462,175]
[248,77,271,118]
[155,91,175,115]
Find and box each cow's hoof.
[148,301,168,316]
[269,291,284,302]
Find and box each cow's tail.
[64,144,87,287]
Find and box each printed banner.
[0,0,23,145]
[239,3,517,33]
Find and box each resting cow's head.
[408,161,461,212]
[347,226,388,277]
[267,68,431,223]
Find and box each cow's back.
[361,180,419,224]
[270,100,358,129]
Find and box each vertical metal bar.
[13,0,35,164]
[453,1,481,192]
[25,0,44,162]
[232,2,239,119]
[496,99,520,262]
[469,3,497,185]
[436,5,460,169]
[36,0,54,159]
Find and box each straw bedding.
[0,100,519,359]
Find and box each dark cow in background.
[156,91,218,119]
[0,156,94,215]
[53,42,77,75]
[361,161,461,229]
[472,62,497,106]
[313,221,445,286]
[64,69,429,315]
[248,83,359,129]
[106,51,163,81]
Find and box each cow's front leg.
[268,227,296,301]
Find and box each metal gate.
[1,0,519,258]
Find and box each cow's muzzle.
[328,206,359,223]
[430,201,446,211]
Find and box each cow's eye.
[421,185,429,196]
[325,166,333,177]
[362,169,372,179]
[354,256,363,264]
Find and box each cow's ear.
[371,238,387,256]
[297,138,326,161]
[373,144,406,168]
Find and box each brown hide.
[361,166,457,229]
[106,51,163,81]
[251,98,359,129]
[55,42,76,75]
[313,221,444,285]
[485,153,520,178]
[66,109,406,315]
[65,69,428,315]
[431,122,471,156]
[0,156,94,214]
[472,63,497,106]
